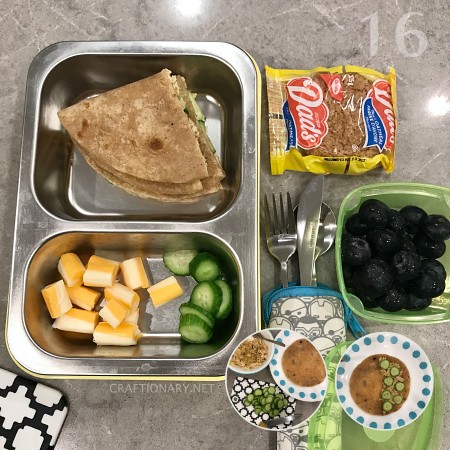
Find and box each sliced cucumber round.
[189,252,221,282]
[380,359,390,370]
[163,250,198,276]
[383,401,393,413]
[190,281,223,317]
[214,280,233,319]
[179,302,215,328]
[390,366,400,377]
[179,314,213,344]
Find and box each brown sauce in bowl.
[281,339,326,387]
[350,354,410,415]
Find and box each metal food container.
[7,41,260,379]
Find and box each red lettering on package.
[286,77,329,150]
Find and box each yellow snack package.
[266,65,397,175]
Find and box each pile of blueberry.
[342,199,450,312]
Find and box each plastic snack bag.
[266,65,397,175]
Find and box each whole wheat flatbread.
[58,69,209,184]
[76,143,203,196]
[83,154,222,202]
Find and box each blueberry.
[366,228,400,259]
[414,234,446,259]
[377,285,408,312]
[345,214,369,236]
[342,237,371,267]
[343,265,354,288]
[410,269,446,298]
[354,259,393,298]
[405,294,432,311]
[359,294,380,309]
[400,206,427,234]
[359,199,390,228]
[391,250,421,283]
[387,210,407,235]
[399,238,416,253]
[421,259,447,280]
[422,215,450,241]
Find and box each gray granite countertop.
[1,0,449,449]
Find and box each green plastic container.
[336,182,450,324]
[307,342,443,450]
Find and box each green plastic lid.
[307,342,443,450]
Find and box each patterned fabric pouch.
[262,283,365,450]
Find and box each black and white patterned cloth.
[230,377,296,430]
[0,368,68,450]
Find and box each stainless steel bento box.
[7,41,260,379]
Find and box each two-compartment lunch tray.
[6,41,260,379]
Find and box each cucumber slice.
[264,404,271,413]
[383,401,393,412]
[179,314,213,344]
[254,407,262,415]
[189,252,221,282]
[384,376,394,387]
[381,390,392,400]
[163,250,198,276]
[214,280,233,319]
[277,400,284,409]
[272,409,280,417]
[179,302,215,328]
[254,388,262,396]
[266,395,274,404]
[390,366,400,377]
[380,359,390,370]
[283,399,289,408]
[393,395,403,405]
[244,399,251,407]
[190,281,222,317]
[247,394,254,402]
[395,382,405,392]
[268,386,276,395]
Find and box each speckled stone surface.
[0,0,449,449]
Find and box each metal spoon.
[253,332,286,347]
[311,202,337,286]
[259,414,294,428]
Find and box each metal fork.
[263,193,297,288]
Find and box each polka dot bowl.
[269,329,328,402]
[335,332,434,430]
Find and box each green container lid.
[336,182,450,324]
[307,342,443,450]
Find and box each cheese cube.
[57,253,86,287]
[124,308,139,325]
[67,286,101,311]
[104,283,139,310]
[93,322,142,346]
[83,255,120,287]
[147,276,183,307]
[99,299,129,328]
[52,308,99,334]
[120,257,150,290]
[41,280,72,319]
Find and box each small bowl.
[269,330,328,402]
[335,332,434,430]
[229,330,275,375]
[336,182,450,324]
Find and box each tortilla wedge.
[58,69,209,184]
[83,154,222,202]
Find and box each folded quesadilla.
[58,69,225,201]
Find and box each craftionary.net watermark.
[109,382,215,395]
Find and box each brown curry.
[350,354,410,415]
[281,339,326,387]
